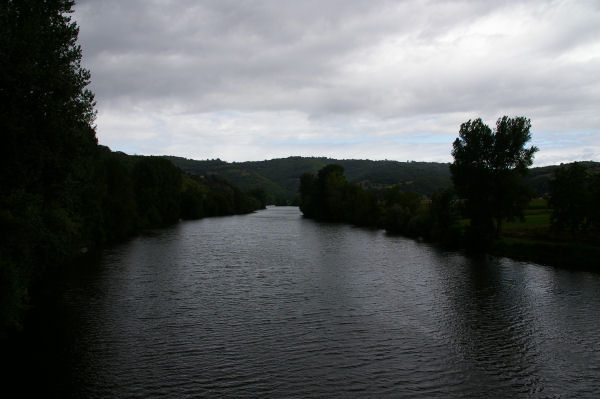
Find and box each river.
[18,206,600,397]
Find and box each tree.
[299,164,352,222]
[1,0,98,332]
[299,172,317,218]
[428,188,461,245]
[317,164,346,222]
[549,162,599,232]
[380,187,421,233]
[450,116,538,245]
[133,157,182,228]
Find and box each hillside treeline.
[167,156,453,205]
[2,145,266,333]
[299,165,462,245]
[95,149,267,242]
[167,155,596,207]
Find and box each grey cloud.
[73,0,600,163]
[76,0,495,109]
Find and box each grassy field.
[495,199,599,271]
[503,199,551,231]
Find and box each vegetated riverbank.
[491,199,600,271]
[1,149,267,338]
[298,164,599,272]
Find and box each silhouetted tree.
[317,164,347,222]
[380,187,421,233]
[180,173,207,220]
[428,188,461,246]
[0,0,99,332]
[133,157,182,228]
[549,162,599,231]
[299,165,348,222]
[299,172,318,217]
[450,116,537,246]
[343,183,379,226]
[97,148,138,241]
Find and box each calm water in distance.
[34,207,600,397]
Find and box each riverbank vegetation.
[0,0,265,335]
[299,127,600,271]
[495,162,600,268]
[299,164,462,246]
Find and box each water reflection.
[23,207,600,398]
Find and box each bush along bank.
[299,164,600,272]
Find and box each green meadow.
[494,199,599,270]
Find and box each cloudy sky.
[73,0,600,165]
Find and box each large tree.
[450,116,538,244]
[549,162,600,232]
[1,0,98,331]
[299,164,347,222]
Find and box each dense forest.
[0,0,264,335]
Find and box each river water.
[24,207,600,397]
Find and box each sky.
[73,0,600,166]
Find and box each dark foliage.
[133,157,182,228]
[167,156,453,204]
[450,116,537,247]
[299,165,460,243]
[1,0,97,332]
[166,156,597,207]
[549,162,600,232]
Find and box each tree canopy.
[450,116,538,245]
[1,0,98,332]
[549,162,600,232]
[298,164,460,243]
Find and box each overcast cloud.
[73,0,600,165]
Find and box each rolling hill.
[164,156,599,205]
[164,156,453,204]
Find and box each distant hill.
[523,161,600,197]
[165,156,452,204]
[164,156,599,205]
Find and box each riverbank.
[491,238,600,271]
[491,200,600,272]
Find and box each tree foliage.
[450,116,538,245]
[549,163,600,232]
[299,165,460,242]
[1,0,98,332]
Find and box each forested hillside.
[523,161,600,197]
[166,156,598,204]
[165,156,453,204]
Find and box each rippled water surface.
[35,207,600,397]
